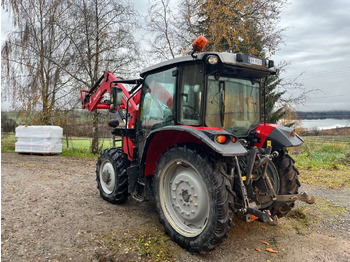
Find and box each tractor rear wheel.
[269,149,300,218]
[154,146,234,253]
[96,148,129,204]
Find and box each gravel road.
[1,153,350,261]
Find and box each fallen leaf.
[262,241,270,246]
[266,248,278,253]
[255,248,261,252]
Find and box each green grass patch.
[1,133,118,158]
[1,133,16,152]
[292,139,350,170]
[286,207,317,235]
[291,136,350,188]
[298,167,350,189]
[315,198,346,216]
[92,227,178,262]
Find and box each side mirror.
[110,87,123,112]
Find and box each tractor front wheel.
[154,146,234,253]
[96,148,129,204]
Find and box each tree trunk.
[91,110,99,154]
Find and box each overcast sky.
[272,0,350,111]
[1,0,350,112]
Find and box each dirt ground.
[1,153,350,262]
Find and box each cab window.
[140,68,176,130]
[178,64,204,125]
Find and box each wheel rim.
[99,161,115,194]
[159,159,210,237]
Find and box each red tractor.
[80,36,315,253]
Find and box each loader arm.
[80,71,141,128]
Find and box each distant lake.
[300,118,350,130]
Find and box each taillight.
[216,135,227,144]
[291,130,295,137]
[231,137,237,143]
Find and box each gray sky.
[1,0,350,112]
[273,0,350,111]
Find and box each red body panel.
[181,125,224,131]
[254,123,279,148]
[144,130,210,176]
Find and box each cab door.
[137,67,177,158]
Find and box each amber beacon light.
[192,35,208,52]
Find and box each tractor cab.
[138,51,276,139]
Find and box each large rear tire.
[96,148,129,204]
[154,146,234,254]
[270,149,300,218]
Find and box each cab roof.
[140,52,276,78]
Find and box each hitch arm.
[276,192,316,204]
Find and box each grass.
[286,207,313,235]
[60,137,118,158]
[290,136,350,188]
[92,226,178,262]
[1,133,16,152]
[1,132,118,158]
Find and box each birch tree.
[1,0,72,124]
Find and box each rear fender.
[142,126,248,176]
[255,123,303,149]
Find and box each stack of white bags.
[15,126,63,154]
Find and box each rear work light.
[206,55,219,65]
[216,135,227,144]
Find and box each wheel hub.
[99,161,115,194]
[181,189,191,203]
[102,170,111,184]
[165,165,209,228]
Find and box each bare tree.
[1,0,73,124]
[55,0,139,154]
[146,0,181,59]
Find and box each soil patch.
[2,153,350,261]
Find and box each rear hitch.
[276,192,316,204]
[247,207,278,226]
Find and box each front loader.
[80,36,315,253]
